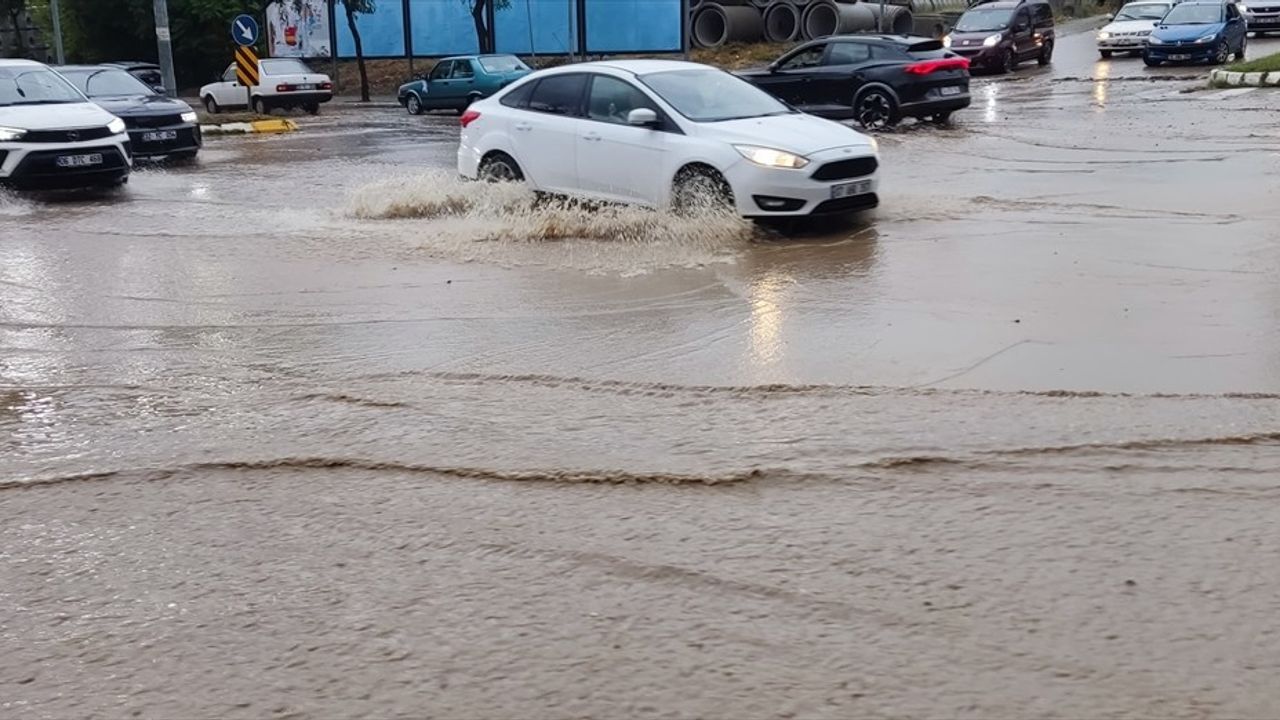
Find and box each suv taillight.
[904,58,971,75]
[459,109,481,128]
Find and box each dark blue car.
[1144,0,1248,65]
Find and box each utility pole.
[49,0,64,63]
[878,0,885,32]
[152,0,178,96]
[681,0,689,60]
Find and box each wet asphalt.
[3,25,1280,719]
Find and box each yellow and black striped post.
[235,45,259,87]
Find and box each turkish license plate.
[142,130,178,142]
[294,83,316,90]
[1257,16,1280,23]
[56,153,103,168]
[939,85,962,96]
[831,179,873,199]
[1169,53,1191,60]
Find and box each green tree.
[1,0,28,57]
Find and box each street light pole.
[152,0,178,96]
[49,0,65,64]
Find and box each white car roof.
[0,58,46,69]
[541,59,712,77]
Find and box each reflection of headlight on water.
[983,83,998,123]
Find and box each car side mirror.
[153,84,167,95]
[1105,13,1114,19]
[627,108,659,127]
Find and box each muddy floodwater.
[3,29,1280,718]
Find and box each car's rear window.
[261,59,312,75]
[478,55,529,73]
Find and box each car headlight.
[733,145,809,169]
[983,33,1003,47]
[181,111,198,124]
[1197,32,1219,42]
[1098,31,1111,39]
[0,126,27,142]
[107,118,127,135]
[942,34,952,48]
[1239,3,1249,11]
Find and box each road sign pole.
[152,0,178,96]
[49,0,65,64]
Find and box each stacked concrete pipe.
[692,2,765,47]
[764,1,803,42]
[801,0,914,39]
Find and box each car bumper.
[268,91,332,106]
[900,94,971,118]
[1097,39,1149,50]
[1145,44,1218,62]
[0,134,132,189]
[127,123,202,159]
[725,147,881,218]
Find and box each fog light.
[753,195,805,212]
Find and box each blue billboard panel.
[584,0,682,53]
[336,0,407,58]
[495,0,578,55]
[409,0,481,56]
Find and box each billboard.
[266,0,334,59]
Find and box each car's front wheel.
[1143,53,1161,67]
[671,165,734,215]
[478,152,524,183]
[1213,40,1230,64]
[406,94,423,115]
[854,88,899,130]
[203,96,219,114]
[1000,48,1017,73]
[1099,49,1112,59]
[1038,41,1053,65]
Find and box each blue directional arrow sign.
[231,14,259,46]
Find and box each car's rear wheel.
[1038,41,1053,65]
[303,102,320,115]
[671,165,734,215]
[854,88,899,130]
[203,95,219,114]
[252,96,269,115]
[1213,40,1230,64]
[478,152,524,183]
[926,111,953,125]
[406,94,423,115]
[1099,49,1112,59]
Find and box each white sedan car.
[457,60,880,219]
[199,58,332,115]
[1097,1,1173,57]
[0,59,131,190]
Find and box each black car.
[103,61,166,94]
[57,65,201,161]
[738,35,971,130]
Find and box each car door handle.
[514,122,532,132]
[583,132,602,142]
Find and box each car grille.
[127,127,201,155]
[811,157,879,182]
[1251,5,1279,11]
[21,126,116,143]
[11,146,128,176]
[125,114,187,129]
[812,193,879,215]
[1110,30,1151,37]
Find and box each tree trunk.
[345,4,369,102]
[472,0,491,54]
[8,9,26,57]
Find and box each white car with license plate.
[199,58,332,116]
[1097,1,1173,57]
[457,60,880,219]
[0,59,131,190]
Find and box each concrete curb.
[200,119,300,136]
[1208,68,1280,87]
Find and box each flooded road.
[4,30,1280,718]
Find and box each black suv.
[738,35,972,129]
[945,0,1055,73]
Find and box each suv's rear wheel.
[854,88,899,130]
[672,165,734,215]
[478,152,524,183]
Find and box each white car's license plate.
[939,86,962,96]
[142,130,178,142]
[56,153,103,168]
[294,84,316,90]
[831,179,873,199]
[1169,53,1191,60]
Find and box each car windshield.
[639,68,791,122]
[478,55,529,73]
[0,66,84,107]
[954,8,1014,32]
[261,59,313,75]
[62,68,156,97]
[1116,3,1170,20]
[1161,3,1222,23]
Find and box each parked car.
[1144,0,1247,65]
[1097,1,1173,57]
[102,61,165,93]
[0,59,131,190]
[398,54,532,115]
[1239,1,1280,34]
[458,61,880,219]
[944,0,1055,73]
[199,58,332,115]
[57,65,200,161]
[738,35,970,129]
